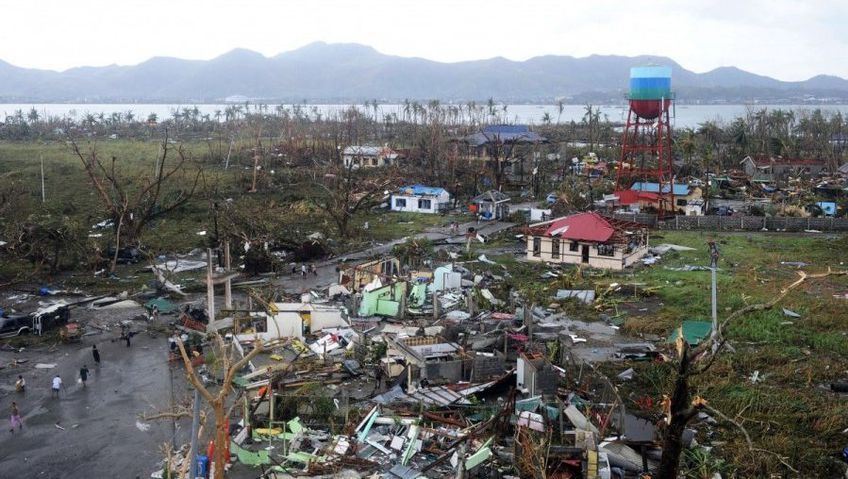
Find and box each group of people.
[291,263,318,277]
[10,344,103,433]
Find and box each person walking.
[79,365,90,388]
[125,333,131,348]
[92,344,101,365]
[300,264,307,277]
[51,375,63,398]
[10,402,22,433]
[310,264,318,276]
[15,375,25,393]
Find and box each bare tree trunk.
[212,400,227,479]
[111,212,125,274]
[657,343,696,478]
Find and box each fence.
[610,213,848,232]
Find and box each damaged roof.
[463,125,546,146]
[471,190,511,203]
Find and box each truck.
[0,304,71,338]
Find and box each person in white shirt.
[51,375,63,398]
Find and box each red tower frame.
[614,99,675,218]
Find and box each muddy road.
[0,330,193,479]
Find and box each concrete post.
[206,248,215,322]
[224,241,232,309]
[708,241,719,344]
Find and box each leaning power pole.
[708,241,719,343]
[40,156,46,203]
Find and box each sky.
[0,0,845,81]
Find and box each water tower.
[614,66,675,217]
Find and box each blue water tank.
[628,66,673,119]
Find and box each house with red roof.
[524,212,649,270]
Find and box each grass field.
[611,231,848,476]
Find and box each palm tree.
[541,112,552,125]
[27,108,40,124]
[402,99,411,123]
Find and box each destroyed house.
[339,257,400,293]
[357,279,407,318]
[390,184,451,214]
[238,301,348,342]
[629,181,703,215]
[342,145,399,168]
[470,190,511,221]
[516,352,561,397]
[525,212,649,270]
[463,125,546,150]
[383,336,469,388]
[740,155,828,180]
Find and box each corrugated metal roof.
[464,125,546,147]
[408,386,468,406]
[556,290,596,304]
[471,190,511,203]
[631,181,690,196]
[543,212,615,242]
[397,184,448,196]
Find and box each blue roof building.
[399,184,448,196]
[391,185,452,214]
[463,125,546,147]
[631,181,690,196]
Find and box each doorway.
[581,245,589,264]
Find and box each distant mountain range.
[1,42,847,104]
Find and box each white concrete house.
[237,301,348,342]
[525,212,649,270]
[391,185,451,214]
[342,145,399,168]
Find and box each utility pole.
[224,241,232,310]
[525,303,533,350]
[206,248,215,323]
[708,241,719,343]
[188,388,201,479]
[40,156,46,203]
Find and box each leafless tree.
[308,162,400,238]
[69,131,201,272]
[175,335,264,479]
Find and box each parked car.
[545,192,559,205]
[105,246,143,264]
[710,206,735,216]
